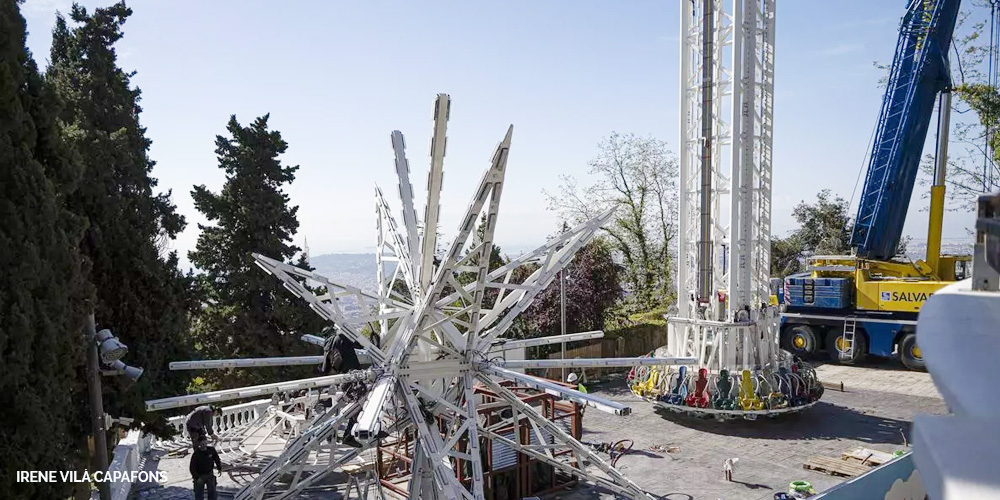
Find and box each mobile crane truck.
[778,0,971,371]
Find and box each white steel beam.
[169,356,324,370]
[419,94,450,292]
[300,334,326,346]
[489,330,604,351]
[497,356,697,369]
[396,384,470,500]
[145,371,373,411]
[252,254,388,363]
[352,376,395,442]
[461,371,486,500]
[485,366,632,415]
[392,130,422,296]
[472,209,615,349]
[462,126,512,350]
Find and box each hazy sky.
[22,0,987,270]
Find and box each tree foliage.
[545,133,677,308]
[189,115,325,388]
[510,238,623,341]
[0,2,92,497]
[47,1,195,432]
[770,190,853,277]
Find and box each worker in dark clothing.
[185,405,221,445]
[319,332,363,375]
[190,437,222,500]
[320,332,365,448]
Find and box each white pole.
[560,268,567,381]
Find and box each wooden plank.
[803,455,873,477]
[842,447,894,466]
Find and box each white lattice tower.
[148,94,696,499]
[635,0,814,419]
[678,0,774,320]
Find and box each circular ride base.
[627,313,825,422]
[627,352,824,422]
[649,399,819,421]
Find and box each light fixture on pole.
[96,328,128,364]
[87,319,145,500]
[104,359,144,382]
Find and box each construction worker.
[185,405,221,445]
[567,372,587,393]
[321,332,366,447]
[189,436,222,500]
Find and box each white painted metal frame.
[732,0,775,308]
[650,1,803,419]
[678,0,774,318]
[489,330,605,351]
[145,371,374,411]
[168,356,325,370]
[146,95,687,499]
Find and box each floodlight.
[122,365,143,382]
[99,336,128,364]
[107,359,143,381]
[95,328,114,342]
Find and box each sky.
[21,0,987,271]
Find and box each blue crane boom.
[851,0,961,260]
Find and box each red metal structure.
[376,380,583,499]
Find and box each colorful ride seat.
[713,369,736,410]
[789,365,809,406]
[665,366,688,405]
[761,369,788,409]
[796,363,824,402]
[632,367,659,397]
[777,367,793,400]
[685,368,710,408]
[738,369,765,411]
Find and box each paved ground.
[134,359,945,500]
[561,359,945,500]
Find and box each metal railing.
[165,398,272,440]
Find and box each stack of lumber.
[803,447,897,477]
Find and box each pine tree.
[189,115,324,388]
[47,2,194,431]
[0,2,91,497]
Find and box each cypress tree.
[189,115,324,388]
[0,1,91,497]
[47,2,194,431]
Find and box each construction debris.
[648,444,680,454]
[841,447,895,466]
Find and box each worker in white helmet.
[566,372,587,393]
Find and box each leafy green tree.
[545,133,677,308]
[47,2,194,429]
[770,189,852,277]
[773,189,914,275]
[770,235,805,278]
[790,189,853,255]
[0,1,92,497]
[189,115,325,388]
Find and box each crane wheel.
[781,325,818,357]
[899,333,926,372]
[826,328,867,365]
